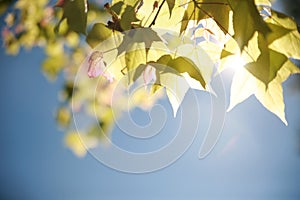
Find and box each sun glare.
[231,56,246,71]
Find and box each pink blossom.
[1,27,10,38]
[143,65,156,85]
[87,51,114,82]
[40,7,54,27]
[55,0,65,7]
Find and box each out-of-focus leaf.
[55,0,88,34]
[42,55,65,80]
[0,0,13,15]
[56,107,71,127]
[65,132,98,157]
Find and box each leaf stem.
[149,0,166,27]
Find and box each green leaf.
[180,0,231,34]
[160,72,191,117]
[180,1,197,34]
[111,1,125,15]
[0,0,13,15]
[125,43,147,83]
[221,49,234,59]
[156,54,206,89]
[244,33,287,85]
[266,23,292,44]
[228,0,270,50]
[254,0,271,6]
[55,0,88,34]
[86,23,113,48]
[228,60,300,125]
[117,28,162,55]
[42,55,65,80]
[120,5,139,31]
[132,64,147,82]
[65,131,98,157]
[166,0,175,17]
[266,10,300,59]
[196,0,231,34]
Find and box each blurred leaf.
[56,107,71,127]
[65,132,98,157]
[55,0,88,34]
[0,0,13,15]
[42,55,65,80]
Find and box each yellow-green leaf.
[120,5,139,31]
[266,10,300,59]
[228,0,270,50]
[156,54,206,89]
[166,0,175,17]
[55,0,88,34]
[228,60,300,125]
[86,23,114,48]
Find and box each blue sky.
[1,1,300,199]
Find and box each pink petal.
[87,63,103,78]
[102,71,114,83]
[87,51,104,78]
[143,65,156,85]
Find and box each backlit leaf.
[156,54,206,88]
[228,0,270,50]
[86,23,114,48]
[180,0,231,34]
[166,0,175,17]
[266,10,300,59]
[120,5,139,31]
[228,60,300,125]
[244,33,286,85]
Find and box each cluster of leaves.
[83,0,300,124]
[2,0,300,156]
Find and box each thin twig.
[149,0,166,27]
[178,0,228,7]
